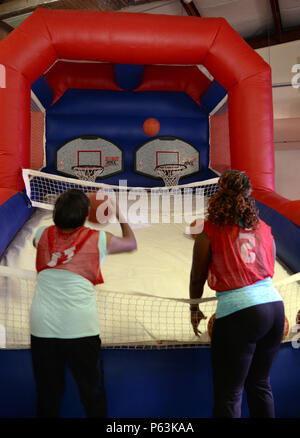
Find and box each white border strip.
[22,168,219,191]
[23,169,32,203]
[31,90,45,112]
[209,94,228,116]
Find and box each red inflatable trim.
[135,65,212,105]
[45,61,122,104]
[45,62,212,106]
[0,188,18,205]
[0,8,298,226]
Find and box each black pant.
[30,335,108,418]
[211,301,285,418]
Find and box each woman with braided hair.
[189,170,284,418]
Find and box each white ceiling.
[194,0,275,39]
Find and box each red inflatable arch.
[0,8,299,225]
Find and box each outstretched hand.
[190,309,207,337]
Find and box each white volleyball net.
[22,168,219,212]
[0,266,299,350]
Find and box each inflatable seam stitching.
[202,18,224,69]
[37,7,59,61]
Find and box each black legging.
[30,335,107,418]
[211,301,285,418]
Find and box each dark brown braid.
[207,170,259,228]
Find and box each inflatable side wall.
[0,9,299,272]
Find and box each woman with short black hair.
[189,170,284,418]
[53,188,90,229]
[30,188,137,418]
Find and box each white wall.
[275,150,300,200]
[257,41,300,201]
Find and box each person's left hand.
[190,309,207,337]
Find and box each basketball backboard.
[134,136,200,180]
[55,135,123,179]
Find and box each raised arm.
[106,202,137,255]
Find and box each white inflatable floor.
[1,208,293,293]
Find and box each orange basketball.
[282,316,289,340]
[143,118,160,136]
[189,218,203,239]
[207,313,216,339]
[87,192,109,224]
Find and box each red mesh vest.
[36,225,104,285]
[203,219,274,292]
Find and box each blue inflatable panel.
[46,115,208,147]
[0,192,34,257]
[47,89,208,118]
[45,89,215,186]
[31,75,54,109]
[256,200,300,273]
[200,80,227,114]
[0,343,299,418]
[114,64,145,90]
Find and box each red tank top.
[203,219,274,292]
[36,225,104,285]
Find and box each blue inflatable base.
[0,192,34,258]
[0,343,299,418]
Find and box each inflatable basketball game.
[0,9,299,418]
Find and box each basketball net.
[72,166,104,182]
[154,164,186,187]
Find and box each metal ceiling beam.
[0,0,155,19]
[0,20,14,40]
[246,26,300,49]
[245,0,300,49]
[0,0,62,20]
[270,0,283,42]
[180,0,200,17]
